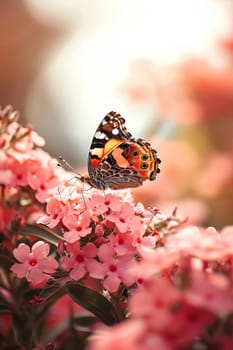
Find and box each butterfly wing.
[86,111,160,190]
[87,111,131,177]
[94,139,160,189]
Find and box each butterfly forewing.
[88,112,131,174]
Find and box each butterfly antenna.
[58,156,86,184]
[81,189,87,210]
[58,156,76,172]
[58,157,94,211]
[57,185,63,201]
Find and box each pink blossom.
[130,225,233,285]
[183,271,233,315]
[130,245,179,281]
[27,161,60,202]
[9,158,38,187]
[61,241,97,280]
[130,277,215,346]
[166,226,233,261]
[107,202,141,233]
[109,231,135,256]
[38,197,68,228]
[87,320,144,350]
[87,193,122,216]
[130,277,181,332]
[108,227,155,257]
[131,228,156,249]
[11,241,58,287]
[86,243,134,292]
[87,320,170,350]
[7,124,45,152]
[0,152,42,188]
[63,211,92,243]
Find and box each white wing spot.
[112,128,119,135]
[95,131,107,139]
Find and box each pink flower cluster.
[37,190,162,293]
[0,106,67,235]
[88,225,233,349]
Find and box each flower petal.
[32,241,49,259]
[13,243,30,262]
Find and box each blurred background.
[1,0,232,228]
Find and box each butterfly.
[74,111,161,190]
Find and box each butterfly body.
[81,111,161,190]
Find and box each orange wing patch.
[112,148,130,167]
[90,139,123,160]
[90,139,124,171]
[103,139,123,157]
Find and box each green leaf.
[20,224,63,247]
[66,282,121,325]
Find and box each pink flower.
[87,320,171,350]
[86,243,134,293]
[11,241,58,287]
[38,197,68,228]
[109,232,135,256]
[27,161,60,202]
[109,228,155,257]
[87,193,122,216]
[9,158,38,187]
[183,271,233,315]
[107,202,140,233]
[63,212,92,243]
[130,245,179,281]
[61,241,97,280]
[130,277,181,332]
[166,226,233,261]
[130,276,215,346]
[12,124,45,152]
